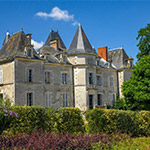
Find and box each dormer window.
[27,49,32,57]
[63,56,66,63]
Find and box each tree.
[136,24,150,61]
[113,97,127,110]
[122,55,150,110]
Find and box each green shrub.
[137,110,150,136]
[85,108,139,136]
[56,107,85,134]
[3,106,56,135]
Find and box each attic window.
[27,49,32,57]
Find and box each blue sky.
[0,1,150,63]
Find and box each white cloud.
[31,39,44,49]
[36,7,74,21]
[72,21,78,26]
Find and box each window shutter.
[61,73,62,84]
[67,72,70,85]
[66,93,68,107]
[0,70,3,84]
[48,93,51,107]
[51,72,54,84]
[45,93,48,107]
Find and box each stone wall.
[15,58,73,110]
[0,61,15,104]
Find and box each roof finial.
[21,27,23,31]
[121,44,123,49]
[6,30,9,35]
[78,18,81,26]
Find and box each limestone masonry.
[0,24,133,111]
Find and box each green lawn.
[113,137,150,150]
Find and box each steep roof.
[0,30,38,60]
[69,24,96,54]
[45,30,66,49]
[0,30,28,59]
[108,47,129,69]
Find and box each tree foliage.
[122,55,150,110]
[136,24,150,61]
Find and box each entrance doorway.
[89,95,93,109]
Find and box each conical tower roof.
[45,30,66,49]
[2,30,10,46]
[69,23,96,54]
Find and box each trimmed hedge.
[1,106,150,137]
[3,106,56,135]
[85,108,139,136]
[1,106,85,135]
[56,107,85,134]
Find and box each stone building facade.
[0,24,133,111]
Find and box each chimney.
[98,46,108,61]
[50,39,60,50]
[26,33,32,45]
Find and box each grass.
[113,137,150,150]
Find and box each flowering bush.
[0,99,18,135]
[4,106,56,135]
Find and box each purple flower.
[4,114,8,116]
[13,112,18,118]
[9,111,13,116]
[3,109,8,113]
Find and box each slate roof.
[0,30,38,59]
[45,30,66,49]
[37,45,60,63]
[108,48,129,69]
[69,24,96,54]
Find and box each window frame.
[45,91,51,108]
[89,72,94,85]
[97,75,102,86]
[63,92,68,107]
[110,76,113,87]
[45,71,51,84]
[27,69,33,83]
[62,73,67,85]
[27,92,33,106]
[97,94,103,105]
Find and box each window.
[97,94,103,105]
[0,70,3,84]
[97,60,100,66]
[27,69,32,82]
[63,93,68,107]
[27,93,33,106]
[97,76,102,86]
[89,95,93,109]
[130,62,133,68]
[27,49,32,57]
[45,92,51,108]
[89,73,93,85]
[110,93,116,105]
[62,73,67,84]
[45,71,50,84]
[0,93,3,99]
[110,76,113,86]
